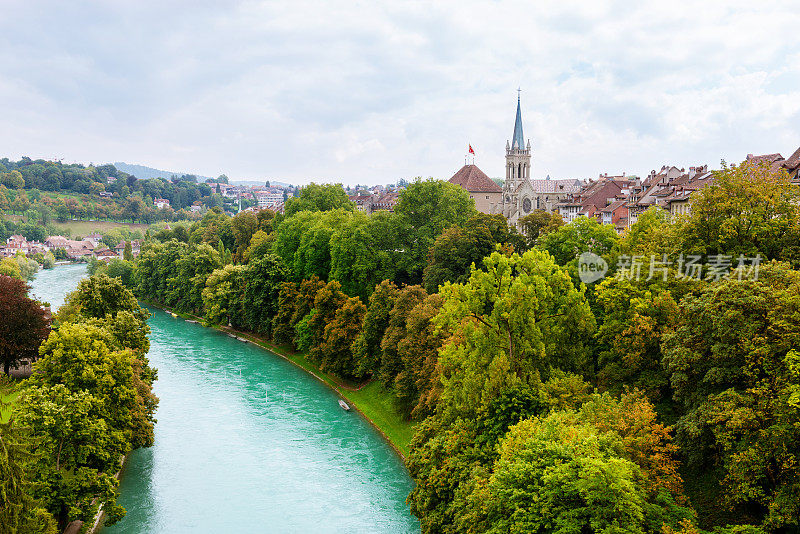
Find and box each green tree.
[329,210,401,300]
[240,254,287,335]
[17,384,127,529]
[33,322,156,449]
[202,265,246,328]
[0,276,51,375]
[540,215,619,272]
[61,274,147,324]
[393,179,478,284]
[435,248,596,414]
[518,209,564,248]
[283,183,353,217]
[123,241,133,261]
[423,213,520,293]
[0,381,59,534]
[42,251,56,270]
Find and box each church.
[449,94,580,229]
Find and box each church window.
[523,198,531,213]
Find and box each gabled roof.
[782,146,800,171]
[449,165,503,193]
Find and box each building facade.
[496,95,580,228]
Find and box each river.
[29,264,419,533]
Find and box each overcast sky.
[1,1,799,185]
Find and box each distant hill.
[112,162,214,182]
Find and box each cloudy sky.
[2,1,799,185]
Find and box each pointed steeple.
[512,92,524,149]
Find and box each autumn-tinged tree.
[593,276,688,406]
[352,280,399,377]
[679,161,800,266]
[307,281,349,363]
[0,275,51,375]
[469,393,692,534]
[316,296,366,378]
[395,293,445,419]
[378,285,428,387]
[662,261,800,530]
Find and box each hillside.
[112,162,214,182]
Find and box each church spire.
[512,90,524,149]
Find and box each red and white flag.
[468,144,475,155]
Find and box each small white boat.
[338,399,351,411]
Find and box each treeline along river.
[29,264,419,533]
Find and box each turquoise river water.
[29,264,419,533]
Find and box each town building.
[448,165,502,214]
[747,147,800,184]
[496,96,582,228]
[154,198,170,209]
[256,189,285,209]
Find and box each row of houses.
[553,147,800,233]
[449,146,800,235]
[1,234,141,262]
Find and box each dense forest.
[6,160,798,532]
[0,157,242,233]
[102,161,800,533]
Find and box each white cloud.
[0,0,798,184]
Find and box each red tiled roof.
[782,146,800,171]
[449,165,503,193]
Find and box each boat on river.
[338,399,351,411]
[170,312,178,318]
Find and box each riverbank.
[139,299,416,459]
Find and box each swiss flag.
[468,144,475,155]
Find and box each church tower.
[505,93,531,190]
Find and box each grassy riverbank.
[149,303,416,458]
